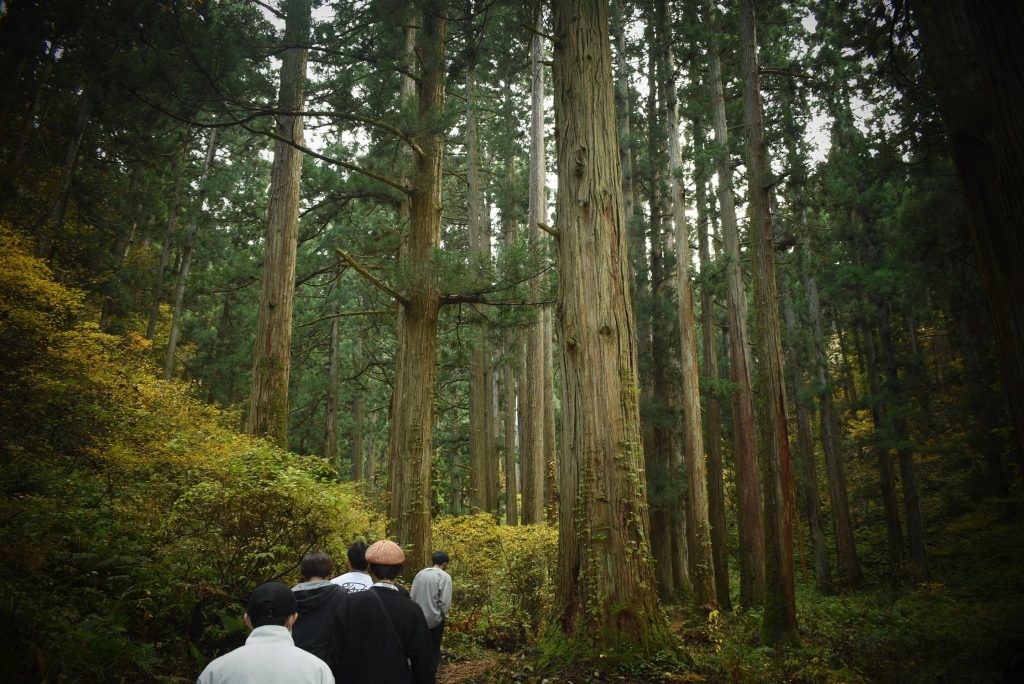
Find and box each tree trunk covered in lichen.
[547,0,671,662]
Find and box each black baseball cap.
[246,581,297,619]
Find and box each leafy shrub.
[0,227,384,682]
[432,514,558,657]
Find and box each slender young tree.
[521,7,547,525]
[739,0,797,643]
[165,130,218,381]
[705,0,765,606]
[659,0,715,610]
[467,61,493,513]
[246,0,311,447]
[548,0,671,661]
[694,119,732,610]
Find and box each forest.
[1,0,1023,681]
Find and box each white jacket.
[197,625,334,684]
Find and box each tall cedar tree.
[548,0,672,661]
[246,0,311,447]
[386,0,447,572]
[739,0,798,643]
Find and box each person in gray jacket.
[410,551,452,674]
[197,581,334,684]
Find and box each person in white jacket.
[410,551,452,675]
[197,581,334,684]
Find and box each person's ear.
[243,613,253,631]
[285,613,299,631]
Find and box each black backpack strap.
[368,587,407,657]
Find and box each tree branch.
[298,309,397,328]
[242,122,411,195]
[537,222,560,240]
[334,247,409,305]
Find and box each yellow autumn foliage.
[0,226,384,681]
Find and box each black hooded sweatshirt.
[292,580,347,677]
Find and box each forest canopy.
[1,0,1023,681]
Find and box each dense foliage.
[0,227,381,681]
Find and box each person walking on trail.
[410,551,452,675]
[333,539,435,684]
[331,540,372,592]
[197,581,334,684]
[292,551,348,678]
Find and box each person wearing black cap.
[332,540,435,684]
[197,581,334,684]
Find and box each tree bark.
[521,8,547,525]
[739,0,797,643]
[879,302,930,581]
[645,14,676,597]
[246,0,310,447]
[803,244,861,588]
[862,311,905,574]
[694,119,732,611]
[503,359,519,525]
[706,1,765,607]
[543,308,559,523]
[660,0,715,609]
[781,271,832,594]
[548,0,671,660]
[386,1,446,573]
[467,63,492,513]
[325,270,342,469]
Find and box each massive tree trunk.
[164,130,218,381]
[739,0,797,643]
[245,0,310,447]
[694,120,732,611]
[548,0,671,660]
[706,1,765,607]
[521,9,547,525]
[147,166,186,341]
[660,1,715,609]
[911,0,1024,458]
[386,2,446,573]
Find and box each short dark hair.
[300,551,333,580]
[432,551,450,566]
[347,540,368,571]
[369,562,403,580]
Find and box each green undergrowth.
[0,227,384,682]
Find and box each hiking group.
[197,540,453,684]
